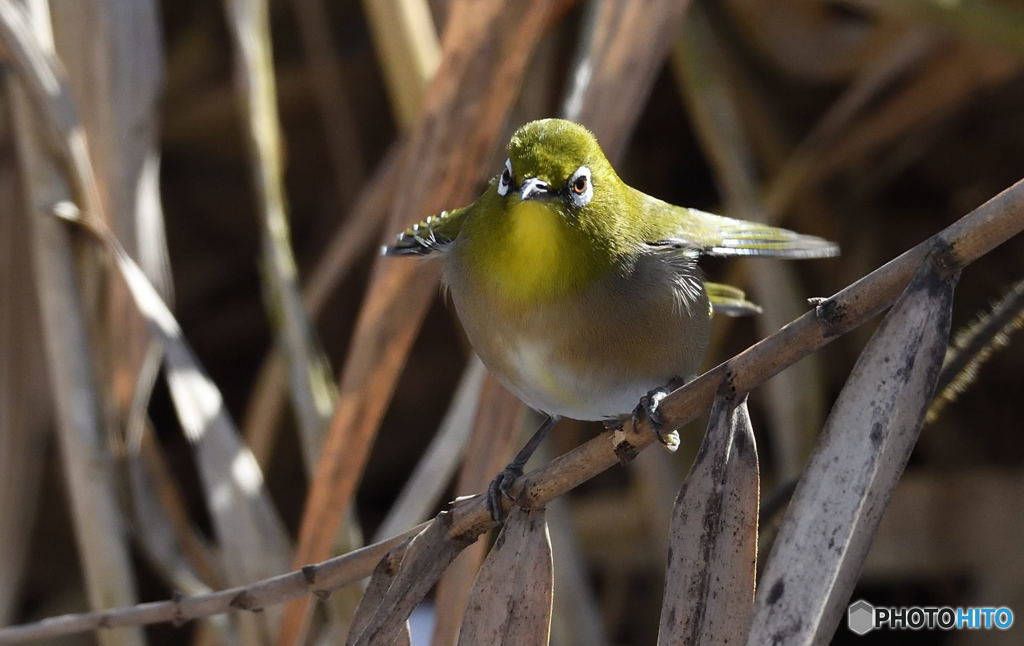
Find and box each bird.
[383,118,837,520]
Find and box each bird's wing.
[705,282,762,317]
[656,206,839,259]
[381,206,469,257]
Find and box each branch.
[1,174,1021,644]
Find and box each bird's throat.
[472,200,611,305]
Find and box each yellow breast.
[461,199,611,307]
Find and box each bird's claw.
[486,464,524,522]
[633,386,681,452]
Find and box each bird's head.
[458,119,639,303]
[495,119,627,239]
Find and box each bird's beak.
[519,177,550,201]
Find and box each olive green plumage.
[384,118,837,422]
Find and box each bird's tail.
[706,282,762,317]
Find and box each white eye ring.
[497,158,513,196]
[568,165,593,207]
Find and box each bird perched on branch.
[384,118,837,520]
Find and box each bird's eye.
[497,158,513,196]
[568,166,593,207]
[572,174,587,194]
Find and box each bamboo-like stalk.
[47,0,171,448]
[243,145,402,467]
[222,0,337,474]
[216,12,368,633]
[281,3,553,642]
[2,167,1020,646]
[48,4,188,614]
[562,0,696,159]
[360,0,440,127]
[0,5,292,642]
[4,3,144,646]
[0,121,50,626]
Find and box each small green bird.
[384,118,837,518]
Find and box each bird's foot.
[633,382,683,452]
[486,464,524,523]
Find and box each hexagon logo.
[848,599,875,636]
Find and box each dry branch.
[1,165,1020,646]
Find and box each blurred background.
[1,0,1023,644]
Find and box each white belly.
[495,337,666,421]
[445,247,710,422]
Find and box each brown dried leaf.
[430,375,524,645]
[745,247,958,645]
[346,513,476,646]
[657,395,758,646]
[457,507,553,646]
[347,539,413,646]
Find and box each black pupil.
[574,175,587,192]
[501,169,510,184]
